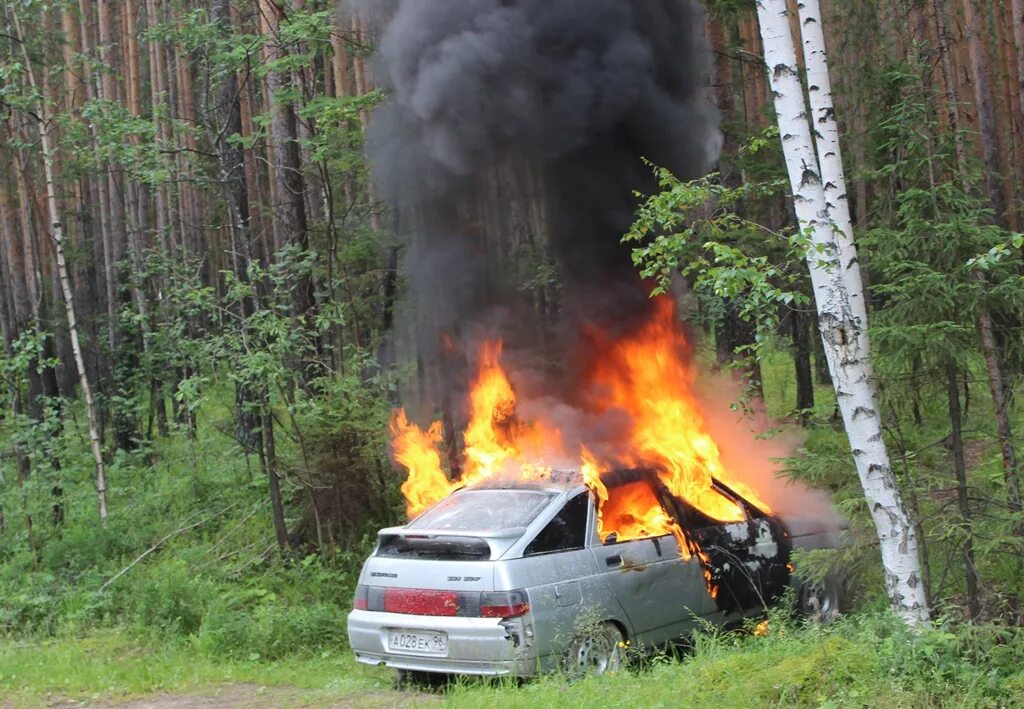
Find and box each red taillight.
[354,585,368,610]
[480,590,530,618]
[356,586,530,618]
[384,588,461,616]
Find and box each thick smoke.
[365,0,721,349]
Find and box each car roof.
[462,472,586,495]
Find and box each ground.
[47,685,429,708]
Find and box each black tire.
[797,574,844,623]
[563,622,625,679]
[393,669,448,690]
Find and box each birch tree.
[795,0,868,359]
[755,0,930,624]
[11,7,109,523]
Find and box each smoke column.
[364,0,721,356]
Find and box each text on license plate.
[387,629,448,656]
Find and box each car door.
[500,492,620,668]
[590,531,707,648]
[693,510,792,615]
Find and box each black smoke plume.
[361,0,721,407]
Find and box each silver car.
[347,469,840,679]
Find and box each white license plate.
[387,629,449,656]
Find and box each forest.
[2,0,1024,706]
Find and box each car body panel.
[591,534,708,644]
[348,477,838,676]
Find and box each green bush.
[133,560,215,636]
[194,591,348,660]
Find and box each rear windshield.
[408,489,556,531]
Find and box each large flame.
[389,298,771,549]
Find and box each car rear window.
[408,489,556,531]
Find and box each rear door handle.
[605,554,622,567]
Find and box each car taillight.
[480,590,530,618]
[384,588,461,616]
[353,584,368,610]
[355,587,531,618]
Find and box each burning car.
[346,469,841,679]
[350,299,843,679]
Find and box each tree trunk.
[13,12,109,523]
[976,307,1022,513]
[259,0,317,384]
[947,360,981,620]
[756,0,929,624]
[1013,0,1024,134]
[260,403,289,551]
[796,0,870,359]
[791,308,815,421]
[934,0,1023,518]
[963,0,1008,224]
[213,0,262,453]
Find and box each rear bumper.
[347,609,540,676]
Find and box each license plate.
[387,629,449,656]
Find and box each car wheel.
[798,574,843,623]
[564,622,625,678]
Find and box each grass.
[0,629,393,707]
[5,614,1022,708]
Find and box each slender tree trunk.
[963,0,1008,224]
[260,403,289,550]
[976,307,1022,513]
[1013,0,1024,134]
[947,360,981,620]
[13,12,108,523]
[259,0,316,385]
[213,0,262,453]
[933,0,1023,517]
[792,308,815,421]
[757,0,929,624]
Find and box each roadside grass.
[0,629,391,707]
[445,614,1024,709]
[3,611,1024,706]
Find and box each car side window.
[524,493,589,556]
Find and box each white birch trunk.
[756,0,929,624]
[795,0,869,362]
[13,10,109,523]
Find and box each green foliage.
[625,135,806,363]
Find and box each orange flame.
[584,297,769,523]
[389,298,771,556]
[390,410,455,518]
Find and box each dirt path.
[49,684,437,709]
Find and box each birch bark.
[795,0,869,357]
[13,10,108,523]
[756,0,929,624]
